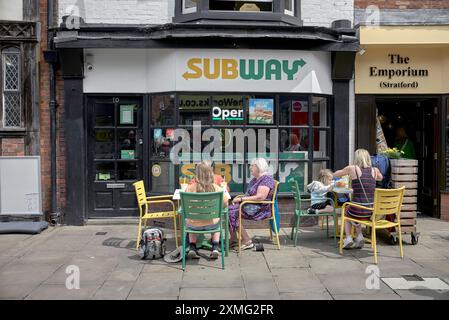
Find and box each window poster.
[249,99,274,124]
[166,128,175,141]
[153,128,162,140]
[120,105,134,124]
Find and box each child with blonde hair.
[307,169,335,215]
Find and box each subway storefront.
[55,25,357,224]
[84,49,332,218]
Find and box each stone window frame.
[0,45,24,130]
[174,0,302,25]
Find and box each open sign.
[212,106,244,121]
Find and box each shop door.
[420,99,440,216]
[87,96,143,217]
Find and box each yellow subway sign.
[182,58,307,81]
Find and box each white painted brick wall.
[301,0,354,28]
[58,0,353,28]
[58,0,174,25]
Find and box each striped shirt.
[347,166,376,220]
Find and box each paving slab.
[129,272,183,298]
[241,270,280,300]
[181,268,243,288]
[263,248,309,269]
[308,257,365,275]
[0,263,61,286]
[272,268,326,293]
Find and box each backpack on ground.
[138,228,166,260]
[371,154,392,189]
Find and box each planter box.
[390,159,418,235]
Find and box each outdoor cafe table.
[331,187,353,238]
[173,189,230,256]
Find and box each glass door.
[87,96,143,217]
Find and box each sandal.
[241,241,254,250]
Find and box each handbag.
[242,203,262,216]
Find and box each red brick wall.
[0,138,25,156]
[355,0,449,9]
[39,0,51,216]
[39,0,67,216]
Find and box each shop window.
[280,128,309,153]
[1,47,23,129]
[284,0,294,16]
[117,161,138,181]
[151,162,176,194]
[312,96,328,127]
[278,161,308,193]
[182,0,197,13]
[151,95,175,126]
[95,162,115,181]
[210,0,273,12]
[94,103,115,127]
[118,129,137,159]
[178,95,210,125]
[313,129,329,159]
[94,129,115,159]
[280,96,308,126]
[211,95,245,125]
[312,161,329,181]
[247,95,275,125]
[151,128,176,159]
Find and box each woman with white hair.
[228,158,276,250]
[334,149,383,250]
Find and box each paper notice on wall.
[376,109,388,152]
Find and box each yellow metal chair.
[133,180,178,250]
[339,187,405,264]
[238,180,280,254]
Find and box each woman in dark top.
[334,149,383,250]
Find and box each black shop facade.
[54,24,357,225]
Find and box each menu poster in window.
[120,105,134,125]
[249,99,274,124]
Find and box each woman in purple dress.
[228,158,276,250]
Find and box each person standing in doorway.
[394,127,416,159]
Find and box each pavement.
[1,216,449,300]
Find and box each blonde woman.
[334,149,383,250]
[228,158,276,250]
[185,162,229,259]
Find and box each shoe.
[187,248,200,259]
[241,241,254,250]
[307,208,317,215]
[210,249,220,259]
[354,234,365,249]
[342,236,354,250]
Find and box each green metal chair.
[289,178,338,246]
[180,191,225,271]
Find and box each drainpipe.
[44,0,60,225]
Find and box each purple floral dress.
[228,175,275,232]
